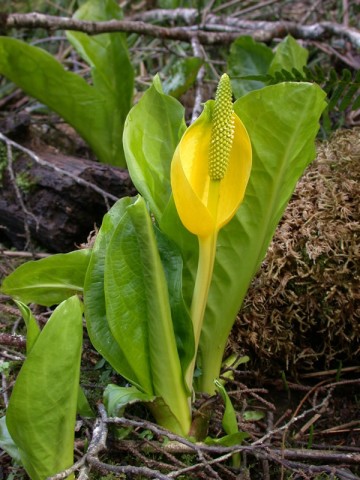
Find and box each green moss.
[15,171,36,193]
[0,142,7,183]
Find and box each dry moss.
[231,127,360,374]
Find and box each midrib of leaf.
[9,284,83,293]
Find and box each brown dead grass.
[231,127,360,374]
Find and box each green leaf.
[104,197,191,434]
[205,431,249,447]
[1,249,91,306]
[0,37,123,165]
[220,354,250,384]
[14,301,40,354]
[197,82,327,393]
[162,57,203,98]
[0,417,21,464]
[268,35,308,75]
[228,36,274,98]
[214,380,238,436]
[66,0,133,166]
[123,75,186,220]
[77,387,95,418]
[352,93,360,110]
[338,83,359,111]
[13,302,93,418]
[6,296,83,480]
[160,197,198,291]
[243,410,265,421]
[154,227,194,378]
[104,204,153,394]
[215,380,243,467]
[104,384,155,417]
[84,197,140,387]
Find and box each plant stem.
[185,232,217,392]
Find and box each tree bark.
[0,148,135,252]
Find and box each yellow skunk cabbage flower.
[171,73,252,238]
[171,74,252,392]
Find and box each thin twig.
[5,140,37,250]
[0,250,49,259]
[253,388,333,447]
[1,370,9,407]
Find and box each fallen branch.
[0,133,134,252]
[0,333,26,350]
[0,134,120,206]
[0,250,49,259]
[2,12,360,48]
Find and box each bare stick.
[2,12,360,48]
[0,333,26,350]
[190,36,207,123]
[0,250,49,259]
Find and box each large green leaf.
[0,38,121,165]
[268,35,308,75]
[83,197,140,387]
[123,75,186,220]
[104,197,191,434]
[1,249,91,306]
[66,0,133,166]
[228,36,274,98]
[162,57,203,98]
[6,296,83,480]
[13,300,92,417]
[154,227,194,377]
[196,82,327,392]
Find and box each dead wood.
[0,136,135,252]
[2,11,360,48]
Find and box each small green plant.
[0,360,10,374]
[15,172,35,193]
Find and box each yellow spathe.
[171,95,252,238]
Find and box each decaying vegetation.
[233,127,360,374]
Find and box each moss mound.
[231,127,360,374]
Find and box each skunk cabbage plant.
[1,72,326,478]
